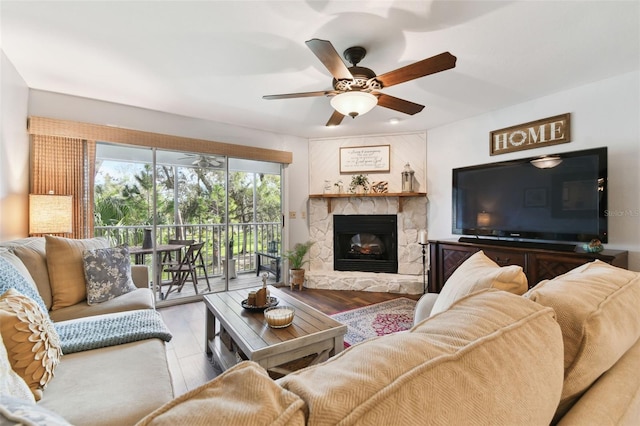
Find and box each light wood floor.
[158,286,422,395]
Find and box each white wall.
[308,132,427,194]
[427,71,640,271]
[25,90,310,250]
[0,51,30,241]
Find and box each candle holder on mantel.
[402,163,415,193]
[418,230,428,293]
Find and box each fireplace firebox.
[333,215,398,273]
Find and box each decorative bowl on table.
[241,296,278,311]
[264,306,295,328]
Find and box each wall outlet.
[289,211,297,219]
[301,211,306,219]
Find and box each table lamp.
[29,193,73,235]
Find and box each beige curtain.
[30,135,96,238]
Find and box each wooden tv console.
[428,239,629,293]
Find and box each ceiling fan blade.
[376,93,425,115]
[376,52,457,88]
[263,90,335,100]
[305,38,353,81]
[326,110,345,127]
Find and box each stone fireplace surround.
[307,196,426,294]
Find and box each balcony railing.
[94,222,281,278]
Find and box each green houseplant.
[349,174,369,194]
[284,241,314,290]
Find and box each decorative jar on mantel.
[323,180,332,194]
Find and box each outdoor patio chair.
[161,241,211,299]
[191,241,211,287]
[160,239,195,269]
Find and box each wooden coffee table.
[204,285,347,375]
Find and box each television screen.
[452,147,607,245]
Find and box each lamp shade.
[29,194,73,234]
[330,91,377,118]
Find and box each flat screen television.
[452,147,607,249]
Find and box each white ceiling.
[2,1,638,139]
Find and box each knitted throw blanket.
[55,309,172,355]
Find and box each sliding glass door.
[227,158,283,291]
[93,143,283,305]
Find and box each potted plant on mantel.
[284,240,314,291]
[349,174,369,194]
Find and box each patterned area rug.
[331,298,417,347]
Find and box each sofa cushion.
[0,251,48,315]
[556,337,640,425]
[83,246,137,305]
[39,339,174,426]
[136,361,305,426]
[0,333,34,403]
[0,395,71,426]
[525,260,640,420]
[8,238,53,310]
[278,289,564,425]
[45,235,109,310]
[48,288,155,322]
[0,289,62,401]
[430,250,528,315]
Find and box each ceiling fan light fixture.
[330,91,377,118]
[530,155,563,169]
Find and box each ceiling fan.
[263,38,456,127]
[179,154,224,169]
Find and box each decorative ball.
[583,239,603,253]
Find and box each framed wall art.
[339,145,390,173]
[490,113,571,156]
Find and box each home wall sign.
[489,113,571,156]
[340,145,390,173]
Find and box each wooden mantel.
[309,192,427,213]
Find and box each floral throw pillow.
[83,246,138,305]
[0,289,62,401]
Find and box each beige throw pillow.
[525,260,640,420]
[0,289,62,401]
[136,361,305,425]
[13,242,53,310]
[45,235,109,310]
[430,250,528,315]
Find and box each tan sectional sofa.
[0,237,174,425]
[136,255,640,426]
[3,237,639,425]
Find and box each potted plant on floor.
[284,240,314,290]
